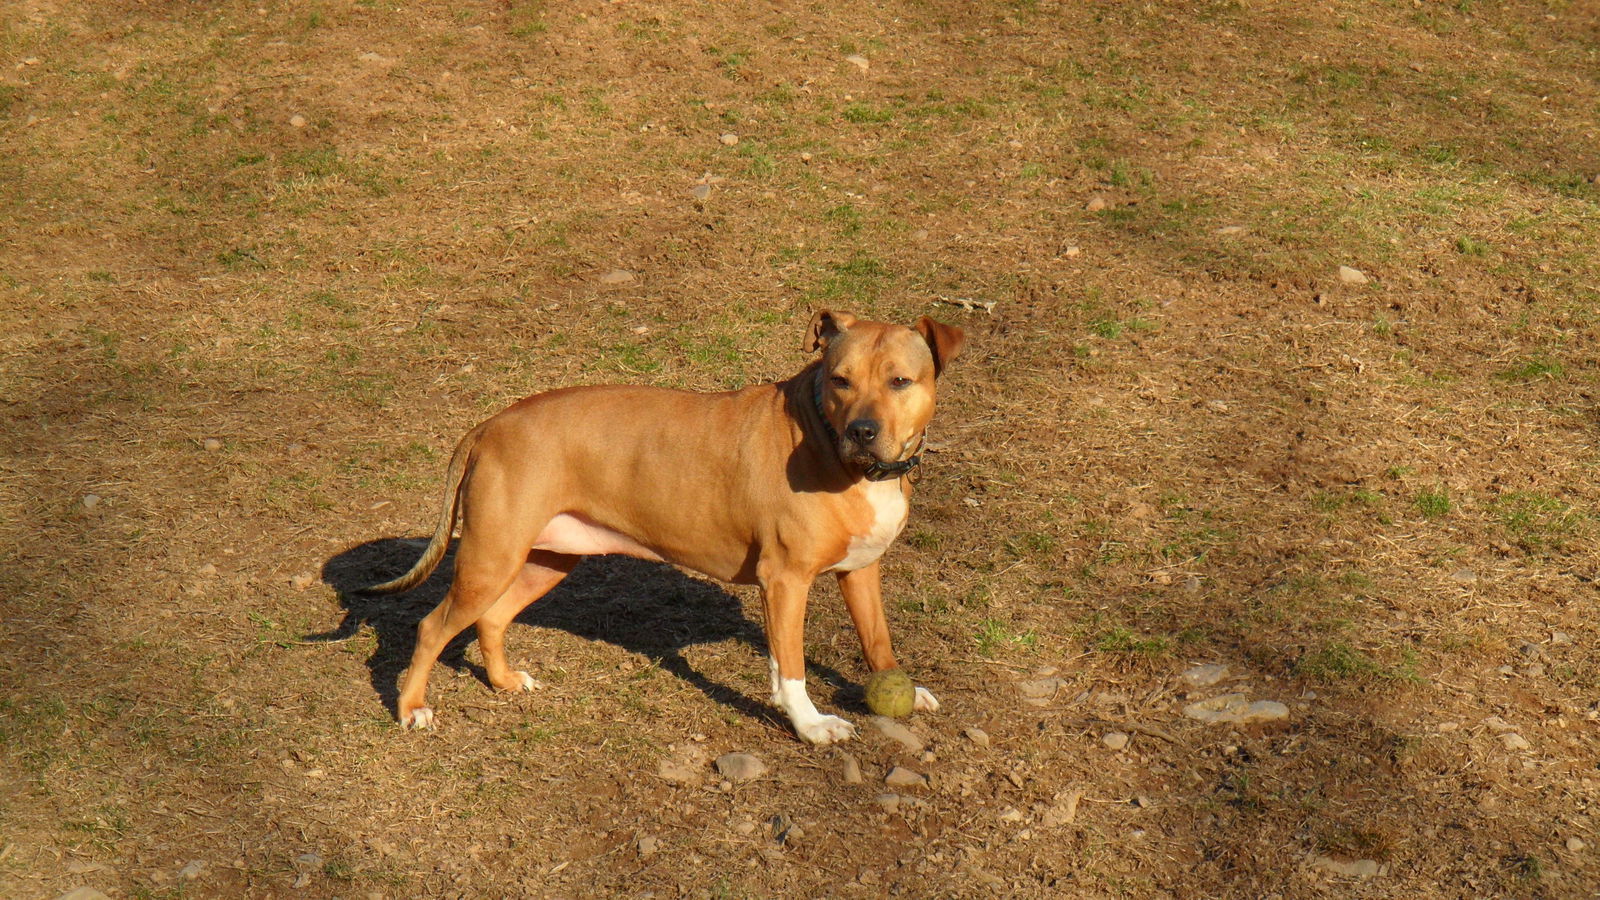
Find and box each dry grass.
[3,1,1599,897]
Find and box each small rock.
[177,860,206,881]
[734,820,755,835]
[631,325,649,335]
[1062,245,1082,258]
[1482,716,1514,733]
[839,752,862,785]
[197,563,218,577]
[1523,663,1546,677]
[1016,678,1062,700]
[799,152,812,164]
[290,573,315,591]
[1551,631,1572,645]
[1102,731,1130,751]
[1135,795,1153,809]
[289,114,307,128]
[874,793,901,813]
[911,228,929,241]
[1179,663,1229,687]
[1310,855,1380,878]
[690,183,712,201]
[869,716,925,753]
[637,835,658,857]
[718,133,739,146]
[294,853,323,870]
[884,766,926,788]
[1039,789,1081,827]
[55,890,112,900]
[1498,732,1531,751]
[1086,195,1110,212]
[1437,721,1460,732]
[844,54,870,72]
[657,743,709,783]
[963,726,991,748]
[714,752,767,782]
[597,269,636,285]
[1215,225,1247,235]
[286,442,306,455]
[1408,61,1425,73]
[1568,836,1586,852]
[997,806,1025,824]
[81,494,102,510]
[357,51,393,65]
[1337,265,1368,285]
[1448,568,1477,583]
[203,438,223,452]
[1183,694,1289,725]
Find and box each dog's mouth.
[841,434,923,474]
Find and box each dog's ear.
[806,309,857,352]
[916,317,966,377]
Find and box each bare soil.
[3,1,1599,897]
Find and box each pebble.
[1086,195,1110,212]
[1182,694,1289,725]
[714,752,767,782]
[869,716,925,753]
[357,51,393,65]
[637,835,658,857]
[55,890,112,900]
[997,807,1025,824]
[1102,731,1130,751]
[1552,631,1572,645]
[1179,663,1229,687]
[1483,716,1514,733]
[290,573,315,591]
[1448,568,1477,583]
[289,114,307,128]
[1214,225,1247,235]
[198,563,218,577]
[177,860,206,881]
[295,852,323,870]
[690,183,712,201]
[597,269,636,285]
[1062,245,1082,258]
[1039,789,1081,827]
[657,743,709,783]
[844,54,870,72]
[884,766,926,788]
[81,494,102,510]
[1310,855,1380,878]
[799,153,812,164]
[1568,836,1586,852]
[1016,678,1062,701]
[1498,732,1531,751]
[203,438,223,452]
[1337,265,1368,285]
[963,726,991,748]
[875,793,902,813]
[839,752,862,785]
[718,133,739,146]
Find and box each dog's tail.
[358,424,486,596]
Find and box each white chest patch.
[828,480,909,572]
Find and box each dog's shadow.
[315,539,856,732]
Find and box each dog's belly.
[532,513,666,561]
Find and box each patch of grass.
[975,618,1038,656]
[1413,487,1451,519]
[1294,640,1421,684]
[1093,626,1170,656]
[1454,235,1489,256]
[1491,492,1584,551]
[1496,355,1563,382]
[841,102,894,124]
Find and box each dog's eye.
[830,375,851,389]
[889,376,913,389]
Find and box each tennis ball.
[864,668,916,718]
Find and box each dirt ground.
[3,0,1599,897]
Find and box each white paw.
[914,686,940,713]
[513,671,543,692]
[402,707,435,730]
[796,714,857,745]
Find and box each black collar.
[812,367,922,482]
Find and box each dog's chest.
[828,480,909,572]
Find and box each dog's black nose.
[846,419,879,445]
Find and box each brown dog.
[361,310,964,744]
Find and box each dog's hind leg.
[474,550,578,693]
[396,514,539,729]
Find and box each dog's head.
[806,309,965,476]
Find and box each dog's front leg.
[760,568,855,745]
[837,562,939,713]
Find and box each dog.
[360,309,964,744]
